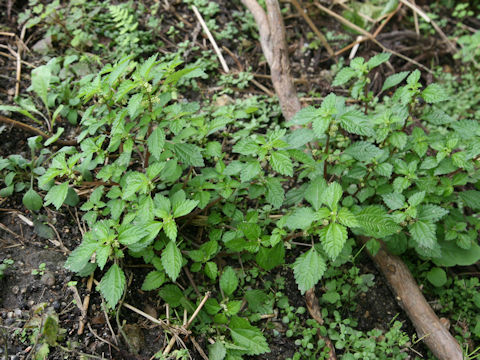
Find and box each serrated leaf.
[381,71,409,92]
[287,106,319,126]
[408,191,425,207]
[147,127,165,161]
[161,241,182,282]
[293,248,326,294]
[344,141,384,162]
[99,264,126,308]
[265,178,284,209]
[417,204,448,223]
[127,93,143,120]
[339,110,374,136]
[321,182,342,210]
[409,220,436,250]
[173,199,198,218]
[209,342,226,360]
[382,193,405,210]
[337,207,359,227]
[269,151,293,176]
[389,132,407,149]
[220,266,238,296]
[229,317,270,355]
[256,243,285,271]
[122,172,149,199]
[375,162,393,177]
[312,116,332,137]
[459,191,480,210]
[285,207,316,230]
[422,83,448,103]
[44,182,69,210]
[319,223,347,260]
[232,138,259,155]
[333,67,356,86]
[205,261,218,280]
[23,188,43,211]
[355,206,401,237]
[305,177,327,210]
[64,239,97,273]
[31,65,51,108]
[240,161,261,182]
[141,270,166,291]
[366,53,391,69]
[173,143,204,167]
[118,225,149,245]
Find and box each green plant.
[0,259,14,279]
[31,50,479,358]
[32,262,47,276]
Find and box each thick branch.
[360,237,463,360]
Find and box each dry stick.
[314,1,433,73]
[359,237,463,360]
[191,5,230,73]
[162,292,211,356]
[0,115,77,146]
[78,273,94,335]
[87,323,121,352]
[411,0,420,36]
[289,0,334,56]
[399,0,456,53]
[190,336,209,360]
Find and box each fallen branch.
[359,237,463,360]
[0,115,77,146]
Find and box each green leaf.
[141,270,166,291]
[99,264,126,308]
[382,193,405,211]
[333,67,357,86]
[118,225,149,245]
[459,191,480,210]
[389,132,407,150]
[265,178,284,209]
[162,241,182,281]
[238,222,261,241]
[366,53,390,69]
[122,172,149,199]
[344,141,383,162]
[321,182,342,210]
[312,116,332,137]
[147,127,165,161]
[355,206,401,238]
[293,248,326,294]
[44,182,69,210]
[127,93,143,120]
[205,261,218,280]
[163,218,177,241]
[339,110,374,136]
[23,188,43,211]
[209,342,226,360]
[173,199,198,218]
[44,127,65,146]
[233,138,259,155]
[337,207,359,227]
[409,220,436,250]
[319,223,347,260]
[229,316,270,355]
[287,106,319,126]
[269,151,293,177]
[64,238,97,273]
[417,204,448,223]
[158,284,184,307]
[31,65,51,109]
[422,83,448,103]
[220,266,238,296]
[426,267,447,287]
[173,143,204,167]
[240,161,261,183]
[375,163,393,177]
[381,71,409,92]
[433,239,480,267]
[285,207,316,230]
[256,243,285,271]
[408,191,425,207]
[305,177,327,211]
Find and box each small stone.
[14,309,21,317]
[123,324,145,353]
[20,288,27,294]
[12,286,19,295]
[52,301,60,311]
[28,300,35,307]
[41,271,55,286]
[7,312,13,319]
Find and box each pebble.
[41,271,55,286]
[14,309,21,317]
[7,312,13,319]
[12,286,19,295]
[52,301,60,311]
